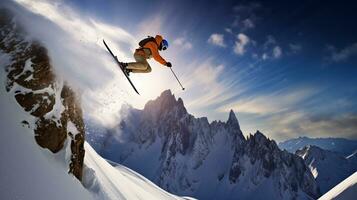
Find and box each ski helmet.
[161,39,169,51]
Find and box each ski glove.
[166,62,172,68]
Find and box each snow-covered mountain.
[0,8,191,200]
[87,90,320,200]
[279,137,357,157]
[318,172,357,200]
[296,145,357,194]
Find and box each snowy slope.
[319,172,357,200]
[296,145,357,194]
[0,54,94,200]
[279,137,357,157]
[0,8,193,199]
[84,142,194,200]
[1,50,192,200]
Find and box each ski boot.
[119,62,132,76]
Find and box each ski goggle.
[161,39,169,51]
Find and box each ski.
[103,39,140,95]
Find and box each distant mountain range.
[86,90,320,200]
[296,145,357,194]
[278,137,357,157]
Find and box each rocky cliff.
[0,9,85,181]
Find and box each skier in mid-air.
[103,34,184,95]
[120,34,171,76]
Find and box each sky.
[3,0,357,141]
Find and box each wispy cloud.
[289,43,302,54]
[136,14,166,38]
[173,37,192,50]
[273,46,282,58]
[258,36,283,60]
[234,33,250,55]
[262,53,269,60]
[177,59,247,120]
[225,28,233,34]
[263,35,276,49]
[232,2,261,31]
[208,33,226,47]
[219,87,317,115]
[329,43,357,62]
[242,18,255,30]
[266,111,357,141]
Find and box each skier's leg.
[127,54,151,73]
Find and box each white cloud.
[234,33,250,55]
[330,43,357,62]
[273,46,282,58]
[208,33,226,47]
[173,37,192,50]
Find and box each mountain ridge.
[87,89,320,200]
[296,145,357,194]
[279,136,357,156]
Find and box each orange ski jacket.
[135,35,167,65]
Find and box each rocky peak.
[296,145,344,162]
[90,89,320,199]
[250,130,269,143]
[159,89,175,101]
[143,90,187,119]
[226,109,240,128]
[246,131,281,156]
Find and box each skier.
[120,35,171,76]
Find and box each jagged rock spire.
[143,90,187,120]
[227,109,240,128]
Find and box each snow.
[83,142,193,200]
[67,121,80,137]
[0,51,193,200]
[319,172,357,200]
[296,146,357,194]
[13,58,34,80]
[0,53,94,200]
[279,137,357,157]
[43,81,64,126]
[86,93,318,200]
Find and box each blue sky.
[9,0,357,141]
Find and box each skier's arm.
[147,42,167,65]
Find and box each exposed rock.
[87,90,320,200]
[0,9,85,181]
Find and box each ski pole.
[170,68,185,90]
